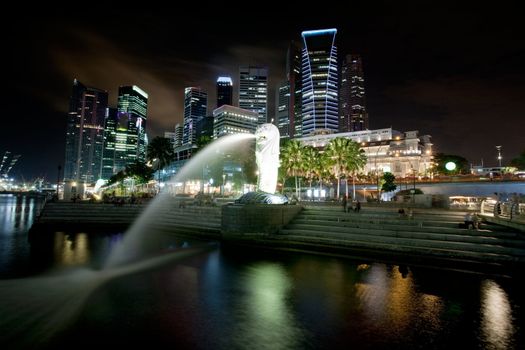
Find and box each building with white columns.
[297,128,433,179]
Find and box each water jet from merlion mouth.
[105,132,256,268]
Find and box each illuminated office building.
[217,76,233,108]
[239,66,268,125]
[213,105,258,139]
[182,87,208,145]
[101,86,148,179]
[276,81,291,138]
[301,29,339,135]
[64,79,108,182]
[340,54,368,132]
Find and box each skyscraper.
[301,29,339,136]
[117,85,148,163]
[182,87,208,145]
[101,107,118,180]
[212,105,258,139]
[276,81,290,138]
[174,123,183,148]
[288,41,303,138]
[275,41,302,139]
[239,66,268,125]
[339,54,368,132]
[216,76,233,108]
[101,86,148,179]
[64,79,108,182]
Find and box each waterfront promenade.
[30,198,525,276]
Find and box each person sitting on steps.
[472,213,480,230]
[463,212,474,229]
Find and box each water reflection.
[480,279,515,349]
[1,235,523,349]
[0,195,41,277]
[53,233,90,266]
[0,195,38,235]
[356,264,444,343]
[236,262,303,349]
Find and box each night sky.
[3,2,524,180]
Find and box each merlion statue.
[255,123,280,194]
[235,123,287,204]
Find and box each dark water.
[1,195,524,349]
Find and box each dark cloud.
[383,77,525,163]
[48,32,285,135]
[3,3,524,179]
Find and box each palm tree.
[302,146,319,192]
[147,136,175,187]
[324,137,353,199]
[346,141,367,200]
[280,139,304,199]
[312,152,331,201]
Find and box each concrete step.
[288,218,522,239]
[284,223,525,248]
[295,215,467,230]
[267,234,524,263]
[300,210,465,222]
[279,229,525,258]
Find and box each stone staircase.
[148,202,222,238]
[34,202,146,229]
[274,206,525,267]
[32,200,222,238]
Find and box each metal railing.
[480,199,525,223]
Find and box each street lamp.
[373,144,387,202]
[496,145,502,167]
[56,164,61,200]
[411,166,416,205]
[222,173,226,196]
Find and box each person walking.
[355,200,361,213]
[342,196,347,212]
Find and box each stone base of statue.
[234,191,289,205]
[222,198,301,236]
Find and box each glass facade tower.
[239,66,268,125]
[64,79,108,183]
[182,87,208,145]
[276,81,291,138]
[339,54,368,132]
[101,85,148,179]
[217,76,233,108]
[301,29,339,135]
[117,85,148,163]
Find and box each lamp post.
[412,166,416,205]
[222,173,226,196]
[496,145,502,167]
[373,144,387,202]
[56,165,61,200]
[406,157,420,205]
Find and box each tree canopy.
[510,150,525,169]
[381,172,397,192]
[147,136,175,170]
[433,153,470,175]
